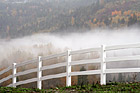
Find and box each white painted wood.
[70,70,101,76]
[15,78,38,86]
[70,47,100,55]
[41,72,66,81]
[66,50,71,86]
[70,58,101,66]
[1,43,140,88]
[37,56,42,89]
[42,52,67,61]
[16,58,38,68]
[12,63,17,87]
[7,84,12,87]
[105,68,140,74]
[41,62,66,71]
[0,75,12,83]
[100,45,106,85]
[15,68,37,77]
[0,66,12,76]
[106,55,140,62]
[106,43,140,51]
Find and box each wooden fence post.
[100,45,106,85]
[66,50,71,86]
[37,56,42,89]
[12,63,17,87]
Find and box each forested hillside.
[0,0,140,39]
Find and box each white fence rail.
[0,43,140,89]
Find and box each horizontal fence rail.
[70,47,100,55]
[41,62,67,71]
[0,66,12,76]
[106,55,140,62]
[0,43,140,89]
[15,78,38,86]
[105,68,140,74]
[0,75,12,84]
[15,68,38,77]
[15,58,38,68]
[70,70,101,76]
[70,58,101,66]
[41,52,67,61]
[41,72,67,81]
[106,43,140,51]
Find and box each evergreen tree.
[104,17,110,26]
[78,66,88,85]
[106,74,112,83]
[113,76,116,82]
[128,13,137,26]
[121,18,125,24]
[118,73,123,82]
[127,75,131,82]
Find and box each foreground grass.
[1,82,140,93]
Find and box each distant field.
[1,82,140,92]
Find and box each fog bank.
[0,28,140,67]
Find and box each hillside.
[1,82,140,92]
[0,0,140,39]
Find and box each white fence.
[1,43,140,89]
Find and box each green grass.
[1,82,140,93]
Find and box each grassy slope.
[1,82,140,93]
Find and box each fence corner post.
[66,50,71,87]
[100,45,106,85]
[37,56,42,89]
[12,63,17,87]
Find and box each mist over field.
[1,0,140,89]
[0,27,140,67]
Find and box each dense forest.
[0,0,140,39]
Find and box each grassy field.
[1,82,140,93]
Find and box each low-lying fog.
[0,27,140,67]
